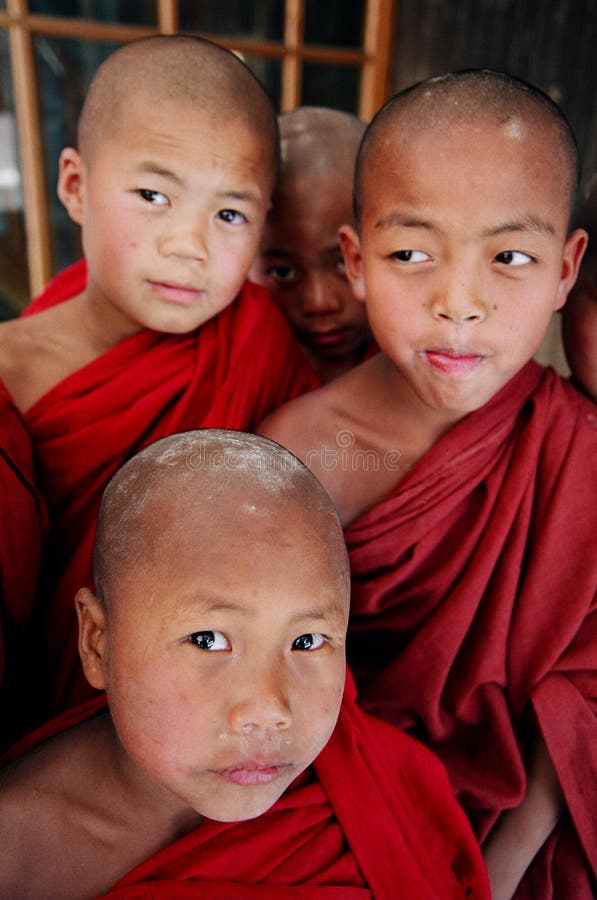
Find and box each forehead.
[95,96,274,185]
[109,485,348,615]
[268,170,353,246]
[361,114,571,235]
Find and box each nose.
[159,212,207,261]
[227,662,291,734]
[430,272,486,325]
[301,272,342,316]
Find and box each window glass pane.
[304,0,365,47]
[33,36,119,274]
[180,0,284,41]
[301,63,359,114]
[0,32,28,317]
[28,0,156,25]
[241,54,281,110]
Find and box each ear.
[57,147,86,225]
[554,228,589,311]
[75,587,108,690]
[339,225,366,302]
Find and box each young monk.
[250,107,374,383]
[562,174,596,401]
[0,35,317,726]
[260,71,596,898]
[0,430,489,899]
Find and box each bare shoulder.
[0,730,74,897]
[0,717,110,899]
[0,299,90,412]
[261,354,436,525]
[261,358,398,524]
[260,359,375,458]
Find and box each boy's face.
[59,99,272,337]
[79,495,347,823]
[251,171,371,367]
[341,115,587,417]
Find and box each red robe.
[2,678,489,899]
[0,384,46,747]
[22,261,318,721]
[345,362,597,898]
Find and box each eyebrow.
[132,162,184,186]
[131,165,261,206]
[481,215,555,237]
[262,243,343,259]
[214,189,262,206]
[262,248,294,259]
[374,211,556,238]
[374,212,435,232]
[177,594,345,624]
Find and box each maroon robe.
[22,261,318,721]
[345,362,596,898]
[3,677,489,899]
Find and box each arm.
[482,734,563,900]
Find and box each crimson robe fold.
[0,384,46,747]
[3,681,490,899]
[344,362,597,898]
[22,261,318,720]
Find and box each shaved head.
[354,69,580,227]
[278,107,365,185]
[93,430,348,607]
[78,35,278,173]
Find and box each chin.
[201,789,287,823]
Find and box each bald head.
[93,430,347,607]
[277,107,365,186]
[354,69,580,226]
[78,35,278,170]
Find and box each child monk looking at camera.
[261,71,596,897]
[0,35,316,728]
[0,430,488,899]
[250,106,374,383]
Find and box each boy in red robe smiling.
[0,431,489,899]
[0,35,315,725]
[261,71,596,897]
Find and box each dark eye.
[292,633,326,651]
[392,249,430,263]
[138,188,168,205]
[494,250,533,266]
[188,630,230,651]
[265,264,298,284]
[218,209,247,225]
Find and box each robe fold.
[344,361,597,898]
[22,261,318,720]
[0,384,46,747]
[3,679,489,899]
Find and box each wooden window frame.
[1,0,395,296]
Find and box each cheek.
[106,651,207,762]
[292,660,345,756]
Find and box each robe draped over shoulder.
[345,362,597,898]
[22,260,318,720]
[3,678,490,899]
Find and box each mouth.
[212,761,291,787]
[148,280,205,306]
[424,348,485,375]
[302,327,351,349]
